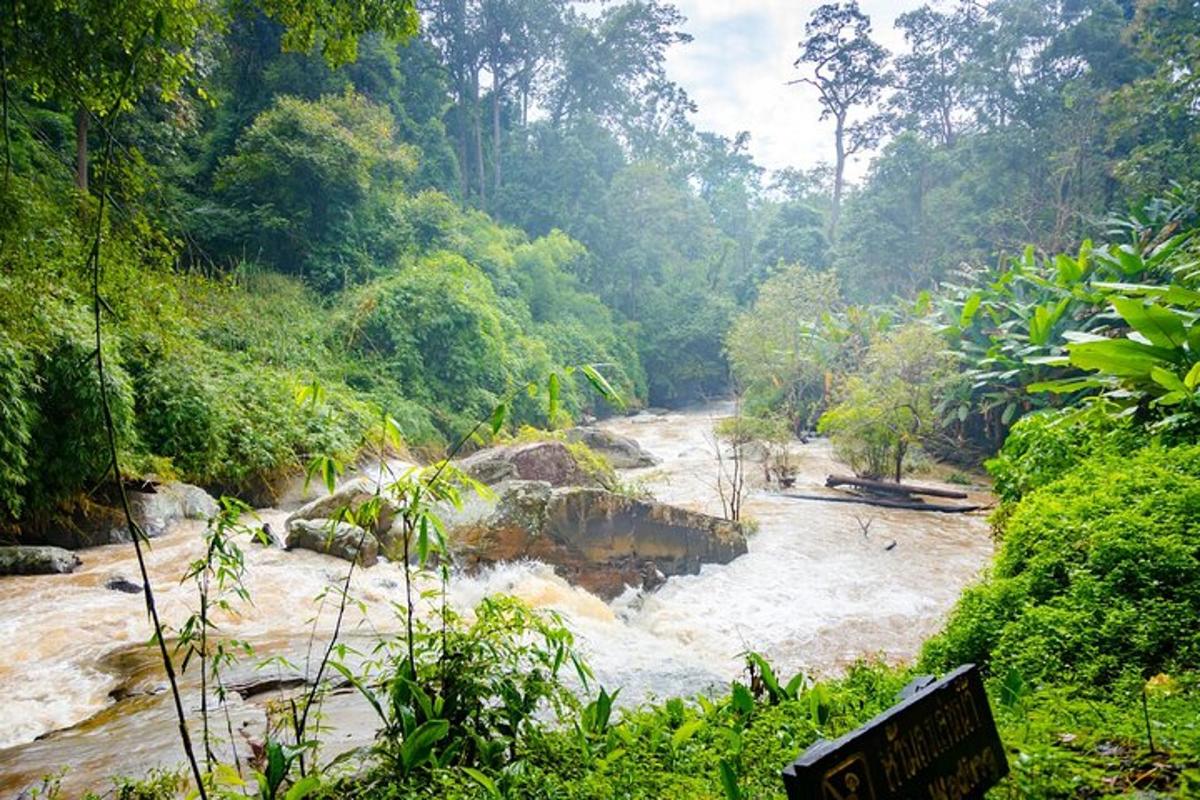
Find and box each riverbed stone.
[457,441,600,487]
[0,546,82,576]
[285,477,400,536]
[23,481,218,549]
[285,518,379,567]
[453,484,747,599]
[566,427,658,468]
[105,574,142,594]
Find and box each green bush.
[133,353,226,480]
[26,322,138,512]
[923,443,1200,689]
[985,405,1146,505]
[0,332,35,519]
[342,254,512,426]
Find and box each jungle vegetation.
[3,0,1200,796]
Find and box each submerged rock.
[285,518,379,567]
[105,574,142,594]
[566,427,658,468]
[25,481,218,549]
[454,483,747,599]
[458,441,600,488]
[0,546,82,576]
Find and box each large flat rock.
[454,483,747,599]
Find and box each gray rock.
[105,575,142,594]
[457,441,600,487]
[566,427,658,468]
[0,546,82,576]
[26,481,218,549]
[285,519,379,567]
[453,485,747,600]
[285,477,399,536]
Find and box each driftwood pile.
[783,474,983,513]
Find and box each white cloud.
[665,0,917,180]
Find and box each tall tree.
[480,0,566,196]
[424,0,486,204]
[791,1,889,240]
[548,1,690,132]
[2,0,214,191]
[890,4,975,146]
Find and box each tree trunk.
[74,106,89,193]
[825,475,969,499]
[472,75,486,209]
[456,127,469,206]
[492,67,502,197]
[1,35,10,185]
[830,114,845,242]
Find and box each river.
[0,404,994,796]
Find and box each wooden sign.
[780,664,1008,800]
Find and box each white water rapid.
[0,404,993,796]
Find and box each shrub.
[134,353,226,480]
[26,322,138,512]
[0,333,35,519]
[341,254,511,424]
[923,443,1200,689]
[985,404,1146,505]
[818,323,950,481]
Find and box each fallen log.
[782,492,983,514]
[825,474,969,499]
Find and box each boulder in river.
[458,441,602,487]
[24,481,218,549]
[105,574,142,594]
[285,477,399,536]
[285,519,379,567]
[0,546,82,576]
[453,482,747,599]
[565,427,658,468]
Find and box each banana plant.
[1029,290,1200,426]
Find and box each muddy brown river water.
[0,404,994,796]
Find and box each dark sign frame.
[780,664,1008,800]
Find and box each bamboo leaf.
[548,371,560,421]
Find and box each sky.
[664,0,918,181]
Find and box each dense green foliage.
[7,0,1200,797]
[926,441,1200,691]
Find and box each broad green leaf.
[400,719,449,772]
[1054,254,1079,284]
[718,760,742,800]
[1151,366,1189,394]
[730,682,754,715]
[580,364,621,406]
[1028,305,1053,346]
[1185,362,1200,390]
[671,720,704,749]
[1026,377,1104,394]
[462,768,500,798]
[1112,297,1188,348]
[1067,339,1173,378]
[1093,282,1200,307]
[284,776,321,800]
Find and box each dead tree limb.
[824,475,969,499]
[783,492,983,513]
